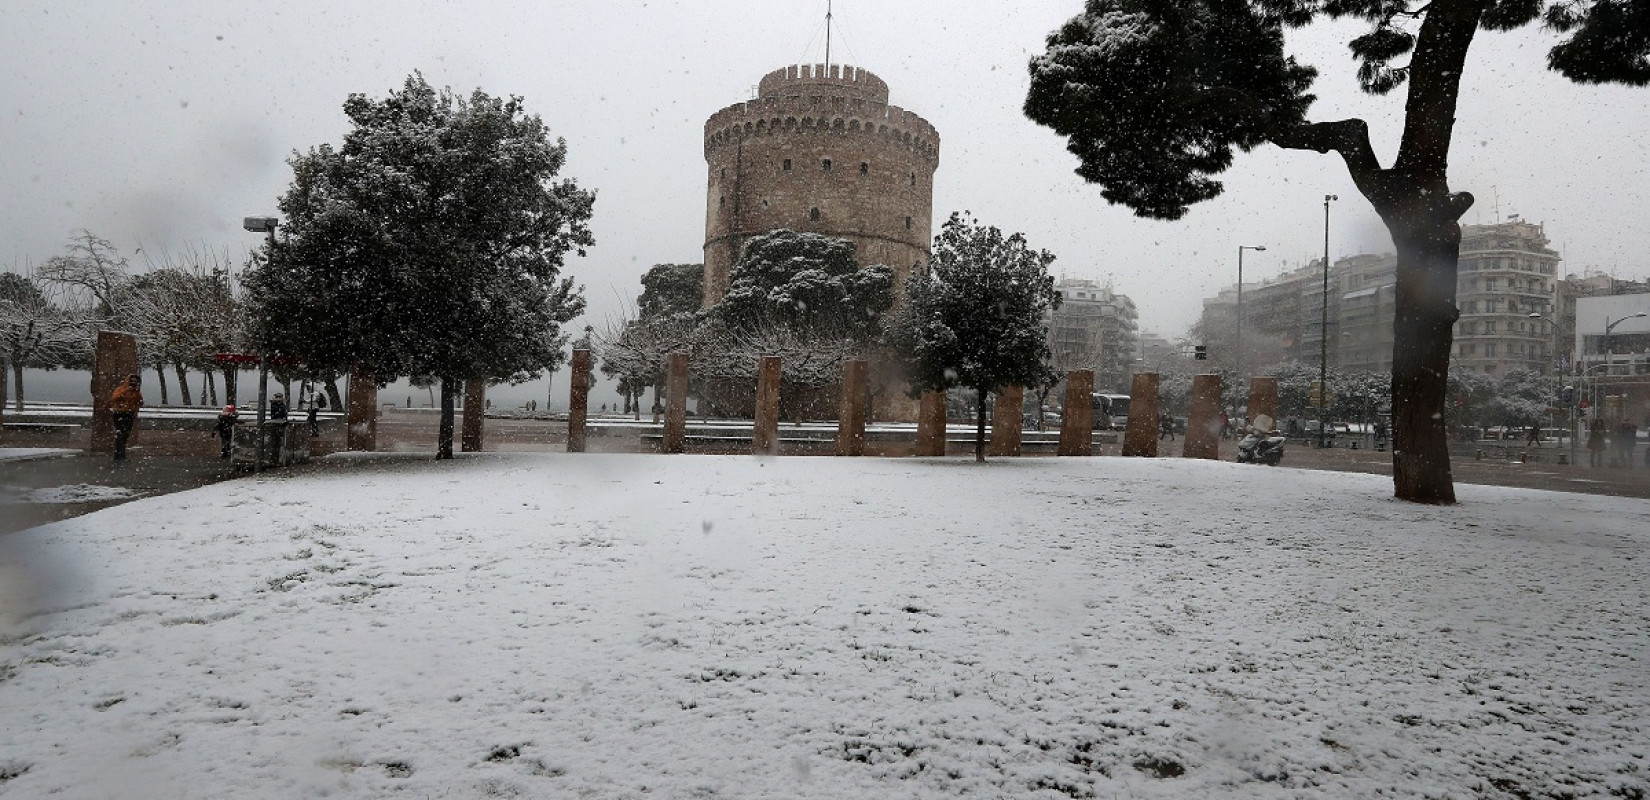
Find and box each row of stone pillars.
[554,348,1281,459]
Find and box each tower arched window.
[783,158,791,171]
[822,158,832,172]
[905,216,912,230]
[809,207,821,221]
[860,162,868,175]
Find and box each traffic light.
[1194,344,1208,360]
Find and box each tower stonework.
[702,63,939,307]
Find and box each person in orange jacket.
[109,373,144,461]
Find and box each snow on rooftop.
[1,453,1646,798]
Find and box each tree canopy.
[893,212,1060,461]
[244,73,594,457]
[712,229,895,341]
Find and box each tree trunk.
[325,377,343,412]
[2,355,11,419]
[154,363,169,405]
[437,375,456,460]
[222,365,238,408]
[1388,216,1462,503]
[206,370,218,406]
[975,388,988,463]
[174,363,192,406]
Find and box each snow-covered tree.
[245,72,594,459]
[712,230,894,342]
[1024,0,1650,503]
[892,212,1061,462]
[0,273,89,412]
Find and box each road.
[3,409,1646,535]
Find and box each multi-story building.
[1574,293,1650,425]
[1452,221,1562,376]
[1198,221,1567,379]
[1047,279,1139,392]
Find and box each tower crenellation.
[701,64,940,308]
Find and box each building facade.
[1452,221,1562,376]
[701,64,939,307]
[1047,279,1139,392]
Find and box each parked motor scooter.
[1236,426,1286,466]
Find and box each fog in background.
[6,0,1649,408]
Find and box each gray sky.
[5,0,1649,347]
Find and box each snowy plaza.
[2,453,1647,798]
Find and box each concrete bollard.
[752,356,781,455]
[461,379,485,452]
[1247,377,1278,428]
[835,359,869,456]
[663,352,689,454]
[346,363,379,452]
[1058,370,1094,456]
[567,349,592,453]
[90,330,140,454]
[1183,374,1222,460]
[989,386,1023,457]
[1122,372,1159,457]
[915,389,948,456]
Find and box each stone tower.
[702,63,940,307]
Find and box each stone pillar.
[989,385,1024,457]
[89,330,139,454]
[1248,377,1279,430]
[834,359,869,456]
[1058,370,1095,456]
[1122,372,1160,458]
[346,364,378,452]
[1183,373,1223,460]
[461,379,485,452]
[662,352,689,454]
[914,389,947,456]
[567,349,591,453]
[753,356,781,455]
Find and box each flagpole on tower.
[825,0,833,70]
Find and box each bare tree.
[0,272,91,411]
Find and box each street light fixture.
[242,215,280,472]
[1319,195,1336,449]
[1236,244,1266,387]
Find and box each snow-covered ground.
[1,454,1646,799]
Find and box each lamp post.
[242,216,279,472]
[1236,244,1266,386]
[1319,195,1336,449]
[1529,311,1575,459]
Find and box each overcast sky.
[5,0,1649,344]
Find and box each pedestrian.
[1587,418,1607,467]
[1525,424,1541,448]
[270,392,288,420]
[1617,421,1638,470]
[1219,410,1230,439]
[109,373,144,462]
[305,397,319,437]
[1158,413,1175,441]
[214,404,238,458]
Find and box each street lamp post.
[1529,311,1575,461]
[1319,195,1336,449]
[1236,244,1266,389]
[242,216,279,473]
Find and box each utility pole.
[1319,195,1336,449]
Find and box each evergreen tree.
[893,212,1061,462]
[712,230,894,341]
[245,73,594,459]
[1024,0,1650,503]
[637,263,705,320]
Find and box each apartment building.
[1047,279,1139,392]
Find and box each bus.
[1091,393,1130,430]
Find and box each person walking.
[1158,413,1176,442]
[305,397,320,437]
[214,405,238,458]
[1525,424,1541,448]
[1587,418,1607,468]
[270,392,288,420]
[1616,421,1638,470]
[109,373,144,462]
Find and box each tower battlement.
[757,63,890,102]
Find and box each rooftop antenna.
[825,0,834,71]
[1491,185,1501,222]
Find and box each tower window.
[822,158,832,172]
[719,195,725,207]
[783,158,791,171]
[909,172,916,186]
[859,162,868,175]
[719,168,725,181]
[905,216,912,230]
[809,207,821,221]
